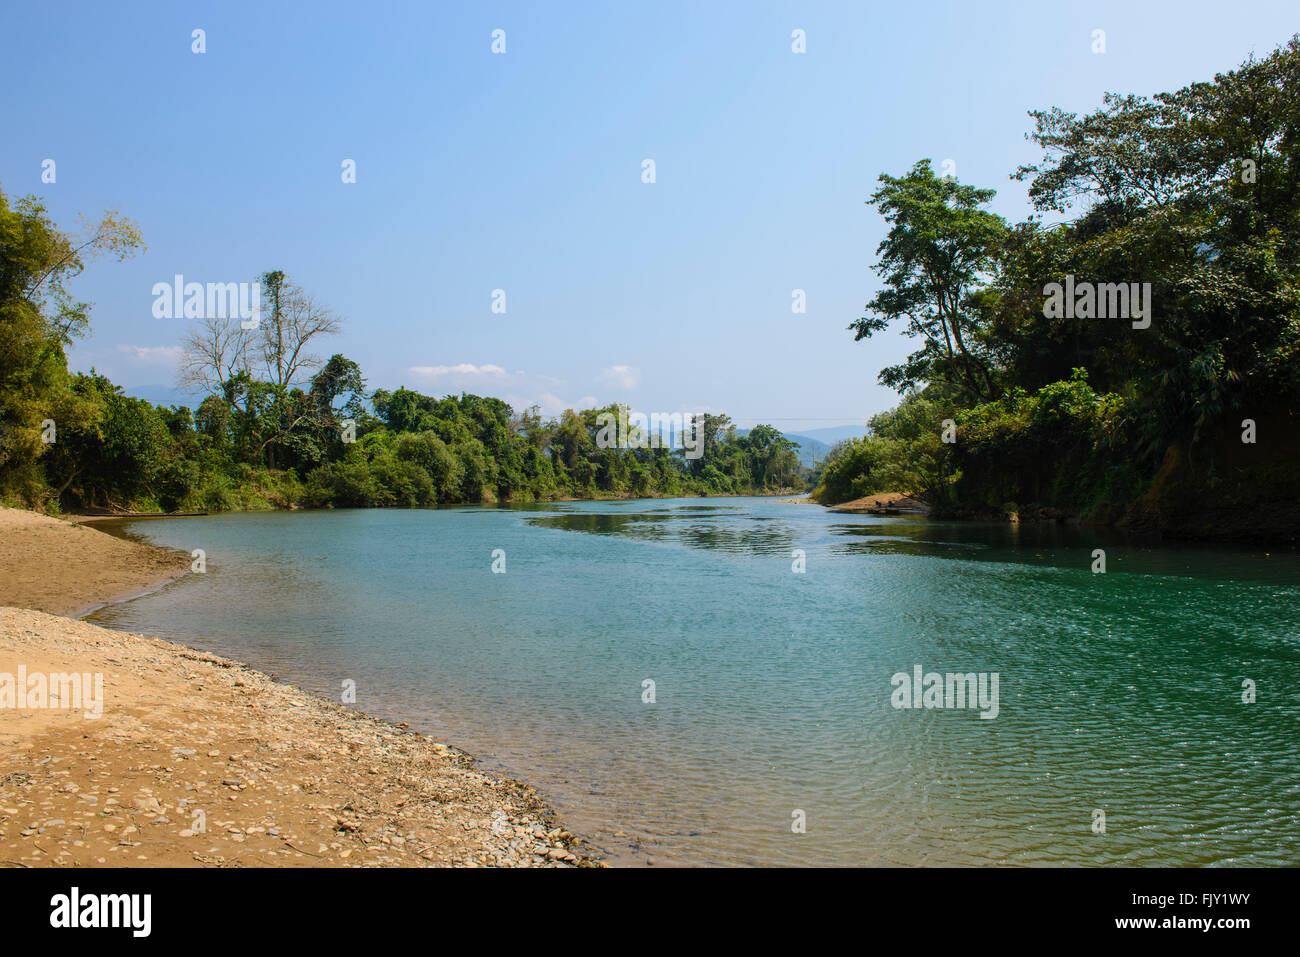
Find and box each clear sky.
[3,0,1296,433]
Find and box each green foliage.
[827,38,1300,534]
[811,438,883,503]
[0,186,809,513]
[948,370,1138,512]
[850,159,1008,403]
[813,389,955,503]
[0,187,145,507]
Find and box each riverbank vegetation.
[0,193,803,512]
[813,38,1300,540]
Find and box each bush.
[305,461,385,507]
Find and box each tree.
[1005,36,1300,446]
[176,271,344,470]
[0,188,144,503]
[850,160,1007,402]
[177,313,249,396]
[256,270,341,389]
[177,270,342,406]
[310,354,366,421]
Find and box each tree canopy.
[819,36,1300,540]
[0,191,808,512]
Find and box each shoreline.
[0,508,193,619]
[61,488,812,525]
[0,507,593,868]
[64,573,194,624]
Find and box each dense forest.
[0,200,804,512]
[812,38,1300,542]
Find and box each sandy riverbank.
[0,508,590,867]
[777,492,929,513]
[825,492,929,514]
[0,508,191,618]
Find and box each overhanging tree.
[850,159,1007,403]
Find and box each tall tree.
[256,270,340,389]
[0,189,144,502]
[850,159,1007,402]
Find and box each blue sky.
[3,0,1296,433]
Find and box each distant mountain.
[734,428,836,468]
[120,384,200,409]
[781,433,832,468]
[794,425,868,447]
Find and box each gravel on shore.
[0,508,594,868]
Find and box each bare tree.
[256,271,341,389]
[177,271,341,397]
[177,314,250,395]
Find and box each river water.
[89,499,1300,866]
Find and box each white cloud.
[598,364,641,390]
[116,345,182,364]
[408,363,508,379]
[403,363,600,417]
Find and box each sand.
[0,508,191,617]
[0,509,590,868]
[776,491,929,512]
[825,492,929,513]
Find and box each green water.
[89,499,1300,866]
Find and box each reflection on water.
[89,500,1300,866]
[526,508,796,554]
